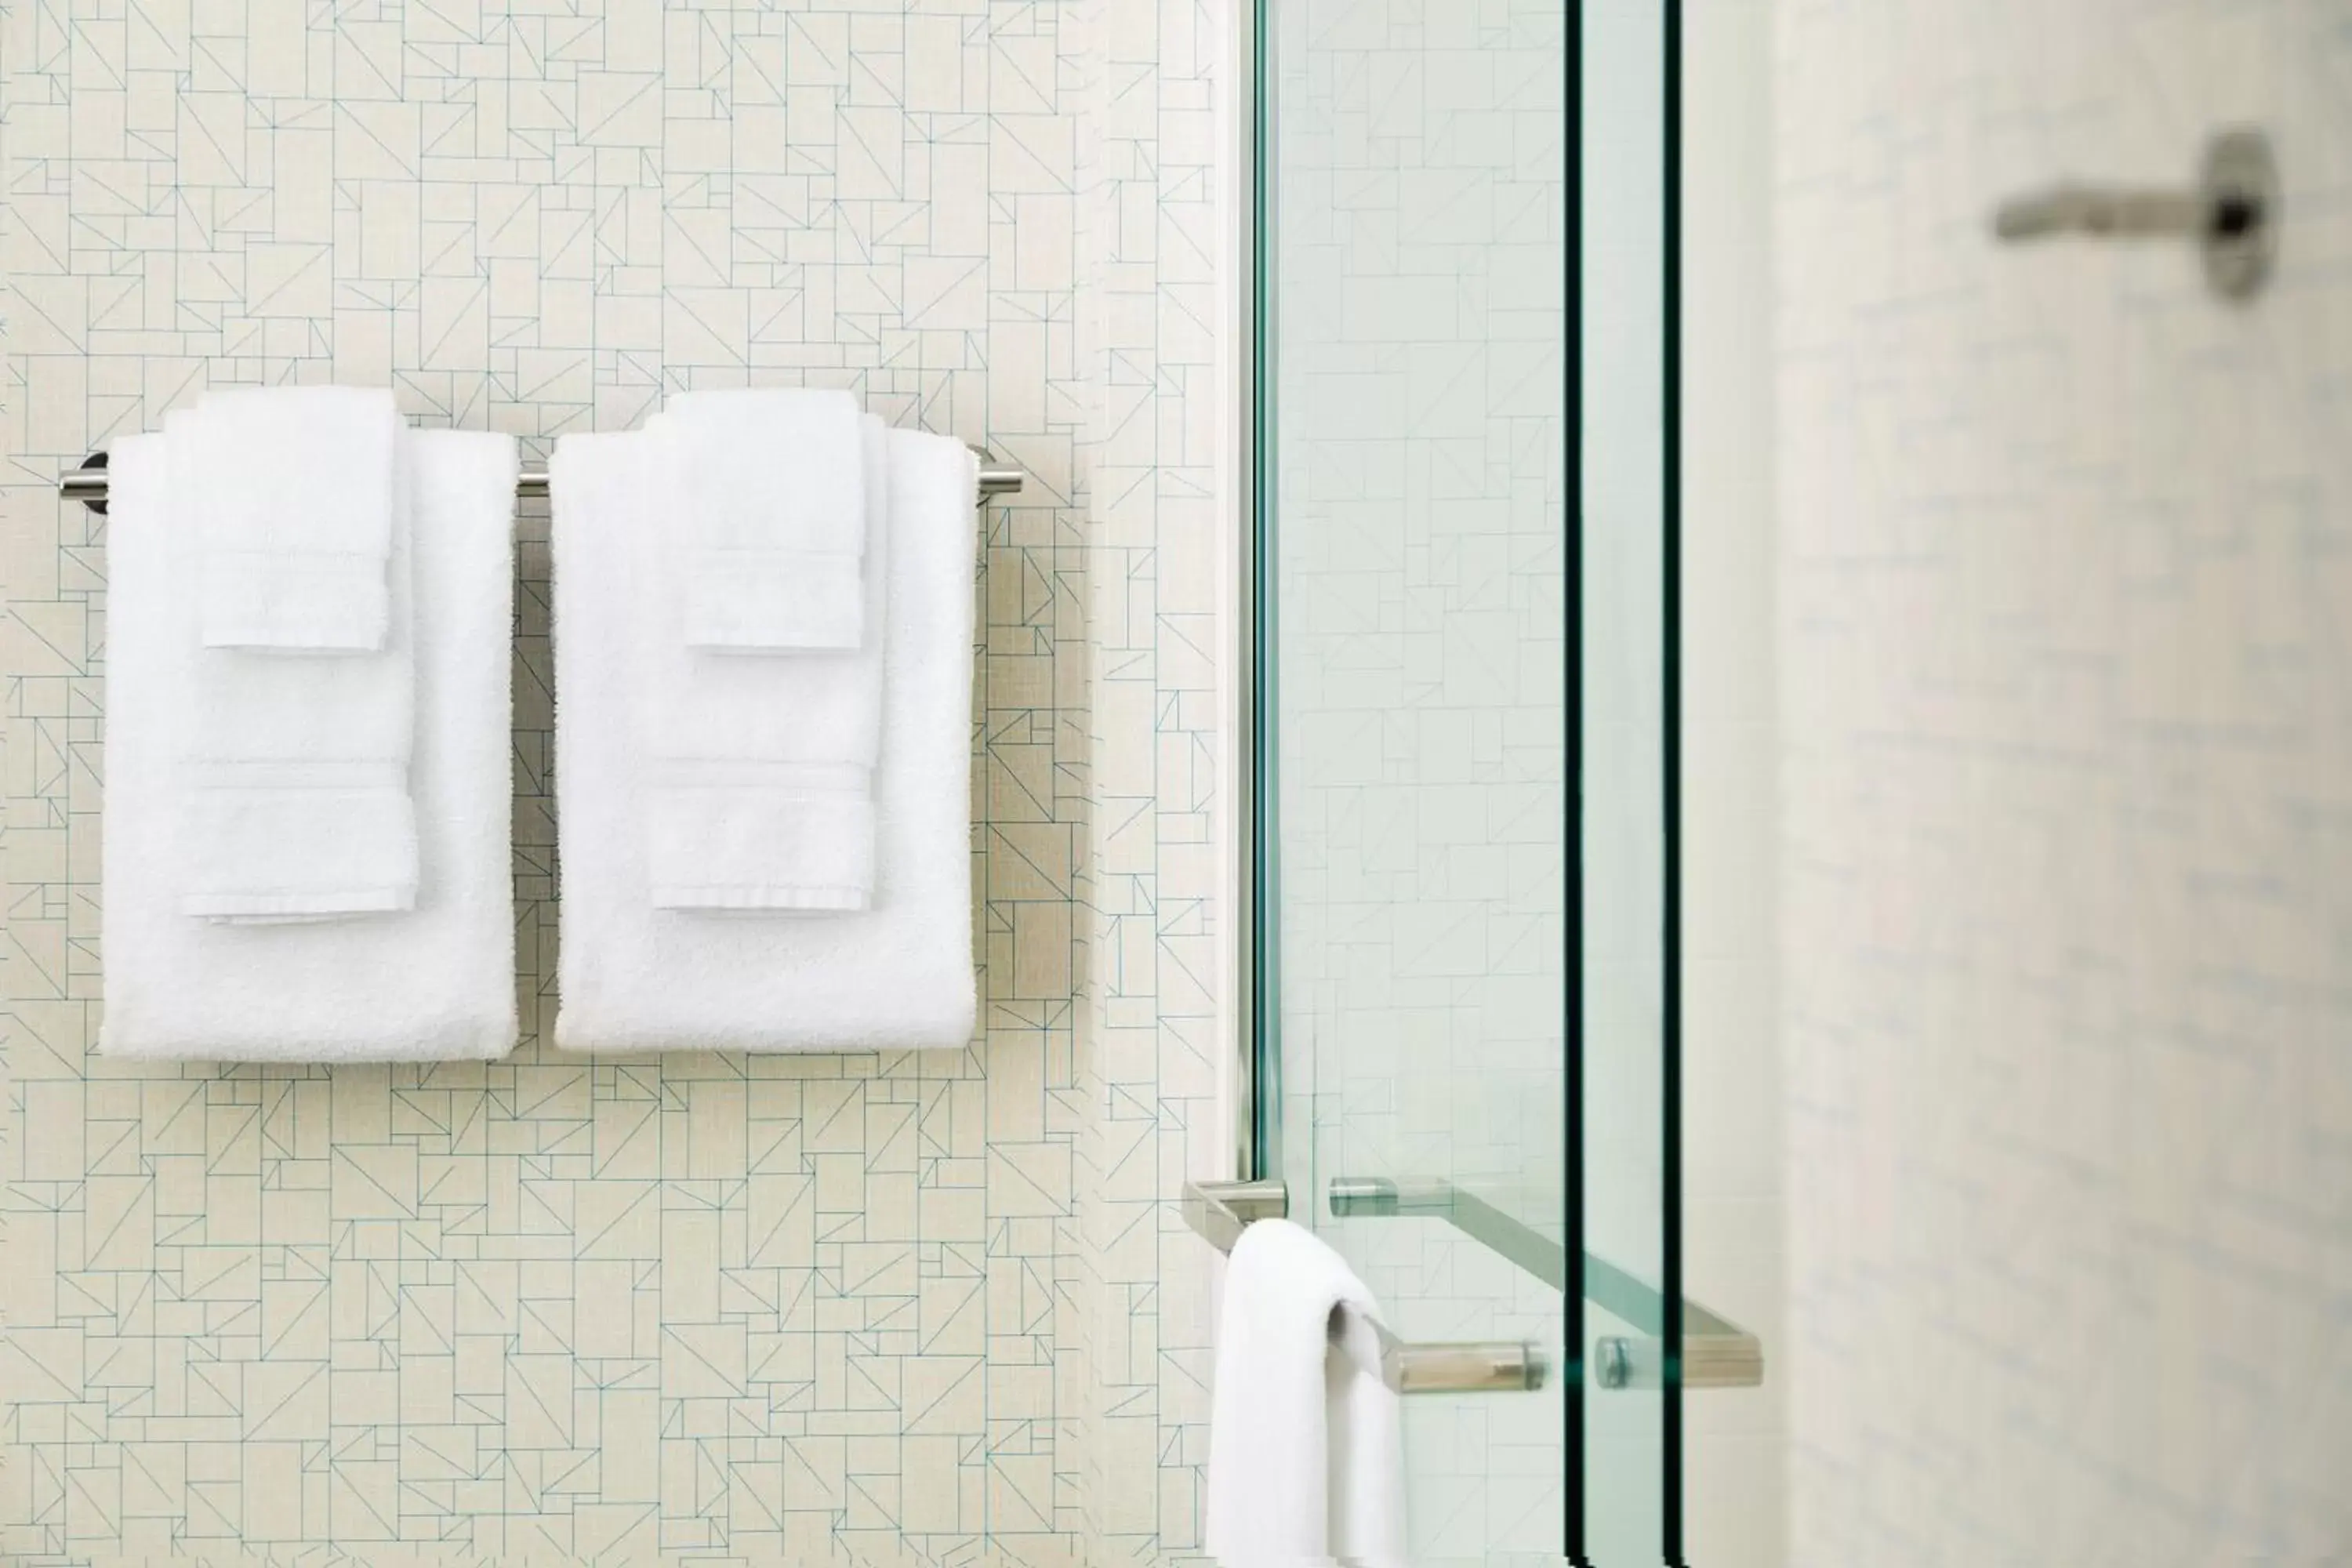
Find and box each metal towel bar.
[56,448,1025,514]
[1328,1174,1766,1391]
[1181,1178,1547,1396]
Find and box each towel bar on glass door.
[1328,1174,1766,1390]
[56,448,1026,514]
[1181,1178,1547,1395]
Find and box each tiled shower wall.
[1779,1,2352,1560]
[0,1,1226,1562]
[1271,0,1568,1236]
[1268,2,1568,1561]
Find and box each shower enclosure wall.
[1218,2,1780,1561]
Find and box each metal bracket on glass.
[1328,1174,1766,1392]
[1179,1179,1546,1396]
[1370,1321,1545,1395]
[1181,1177,1290,1253]
[1591,1324,1763,1392]
[1990,126,2277,302]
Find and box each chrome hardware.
[1592,1330,1766,1392]
[1329,1173,1767,1392]
[1374,1325,1544,1395]
[1181,1177,1290,1252]
[59,448,1025,514]
[1180,1179,1548,1396]
[1329,1174,1568,1291]
[1991,127,2277,302]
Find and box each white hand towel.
[165,409,420,919]
[663,388,869,651]
[1206,1218,1409,1568]
[101,426,521,1062]
[552,426,977,1053]
[189,385,403,652]
[644,412,889,911]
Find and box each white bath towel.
[102,426,520,1062]
[1205,1218,1408,1568]
[552,426,977,1053]
[663,388,869,651]
[168,408,420,919]
[188,386,403,652]
[644,412,889,911]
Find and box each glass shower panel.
[1579,0,1672,1560]
[1261,0,1594,1561]
[1258,0,1694,1559]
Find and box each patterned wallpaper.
[0,1,1226,1563]
[1065,0,1229,1562]
[1778,1,2352,1561]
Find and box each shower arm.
[1181,1179,1547,1395]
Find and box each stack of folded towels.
[551,390,979,1053]
[102,388,519,1060]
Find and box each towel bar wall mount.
[1181,1178,1548,1396]
[56,448,1026,516]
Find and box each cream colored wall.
[0,2,1228,1562]
[1067,0,1236,1559]
[1777,1,2352,1560]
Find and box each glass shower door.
[1576,0,1673,1559]
[1254,0,1701,1561]
[1254,0,1606,1561]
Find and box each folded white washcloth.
[552,424,978,1053]
[102,426,521,1062]
[188,385,404,652]
[645,411,889,912]
[662,387,869,650]
[167,408,420,919]
[1205,1218,1409,1567]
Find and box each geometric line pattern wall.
[0,2,1222,1561]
